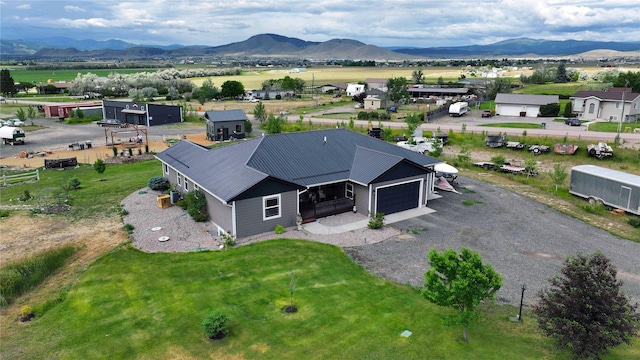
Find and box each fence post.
[2,174,5,186]
[36,169,39,181]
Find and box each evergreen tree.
[555,63,568,83]
[0,69,17,96]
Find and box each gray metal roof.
[495,93,559,105]
[156,128,441,202]
[204,109,248,123]
[571,91,640,102]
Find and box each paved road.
[344,176,640,308]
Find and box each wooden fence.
[2,169,39,187]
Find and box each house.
[364,95,383,110]
[36,81,72,95]
[102,100,182,126]
[570,88,640,122]
[247,89,295,100]
[155,128,442,238]
[494,93,559,117]
[204,109,247,141]
[407,87,471,100]
[346,83,366,97]
[321,83,348,94]
[365,78,387,90]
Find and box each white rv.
[448,102,469,117]
[0,126,25,145]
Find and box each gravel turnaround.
[344,176,640,308]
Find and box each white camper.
[0,126,25,145]
[448,102,469,117]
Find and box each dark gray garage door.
[377,181,420,215]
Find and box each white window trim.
[177,173,182,186]
[346,183,354,200]
[184,178,189,191]
[263,194,281,221]
[164,164,169,174]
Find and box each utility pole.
[617,82,628,134]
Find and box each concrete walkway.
[302,207,436,235]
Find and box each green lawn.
[2,240,611,360]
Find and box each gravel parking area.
[344,176,640,308]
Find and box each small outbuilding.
[102,100,182,126]
[204,109,248,141]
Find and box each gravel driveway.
[344,176,640,308]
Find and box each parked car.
[97,119,126,127]
[564,118,581,126]
[248,98,259,103]
[481,110,493,118]
[8,119,25,127]
[485,135,505,148]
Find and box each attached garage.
[376,180,421,215]
[494,94,559,118]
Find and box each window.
[235,124,242,133]
[588,103,595,114]
[194,184,199,191]
[346,183,354,200]
[177,174,182,186]
[616,102,620,109]
[263,195,281,220]
[164,164,168,174]
[184,178,189,191]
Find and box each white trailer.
[0,126,25,145]
[569,165,640,215]
[448,102,469,117]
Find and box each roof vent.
[323,136,327,144]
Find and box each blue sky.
[1,0,639,47]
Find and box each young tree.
[253,101,267,124]
[404,112,423,139]
[15,108,27,122]
[422,247,503,342]
[94,159,106,174]
[385,77,409,106]
[26,105,37,122]
[549,163,567,192]
[412,69,424,84]
[534,253,639,360]
[0,69,16,96]
[265,113,283,134]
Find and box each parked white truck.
[448,102,469,117]
[569,165,640,215]
[0,126,25,145]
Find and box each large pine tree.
[534,252,639,359]
[0,69,17,96]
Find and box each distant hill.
[1,34,639,60]
[393,38,640,57]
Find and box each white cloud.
[64,5,85,12]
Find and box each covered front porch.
[299,183,355,223]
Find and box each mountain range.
[1,33,639,60]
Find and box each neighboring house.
[570,88,640,122]
[365,78,387,90]
[346,83,366,96]
[247,89,295,99]
[407,87,470,100]
[155,128,442,238]
[364,95,383,110]
[494,93,559,117]
[102,100,182,126]
[36,81,72,94]
[204,109,247,141]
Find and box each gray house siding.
[206,193,233,234]
[148,104,182,126]
[353,183,369,215]
[234,190,298,238]
[206,120,245,141]
[102,100,181,126]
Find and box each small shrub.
[201,310,230,339]
[628,217,640,228]
[191,213,208,222]
[274,224,286,234]
[0,210,10,218]
[368,212,385,229]
[176,199,188,210]
[93,158,106,174]
[67,177,81,190]
[128,148,133,156]
[490,155,506,168]
[123,224,135,233]
[112,146,118,157]
[148,176,170,191]
[19,190,31,201]
[221,232,235,247]
[581,203,607,215]
[119,208,129,216]
[20,305,32,318]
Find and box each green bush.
[185,190,208,222]
[112,146,118,157]
[201,310,230,339]
[0,210,10,218]
[274,224,286,234]
[627,217,640,228]
[0,245,76,307]
[368,212,385,229]
[147,176,170,191]
[93,158,106,174]
[581,203,607,215]
[176,199,188,210]
[67,177,81,190]
[123,224,135,233]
